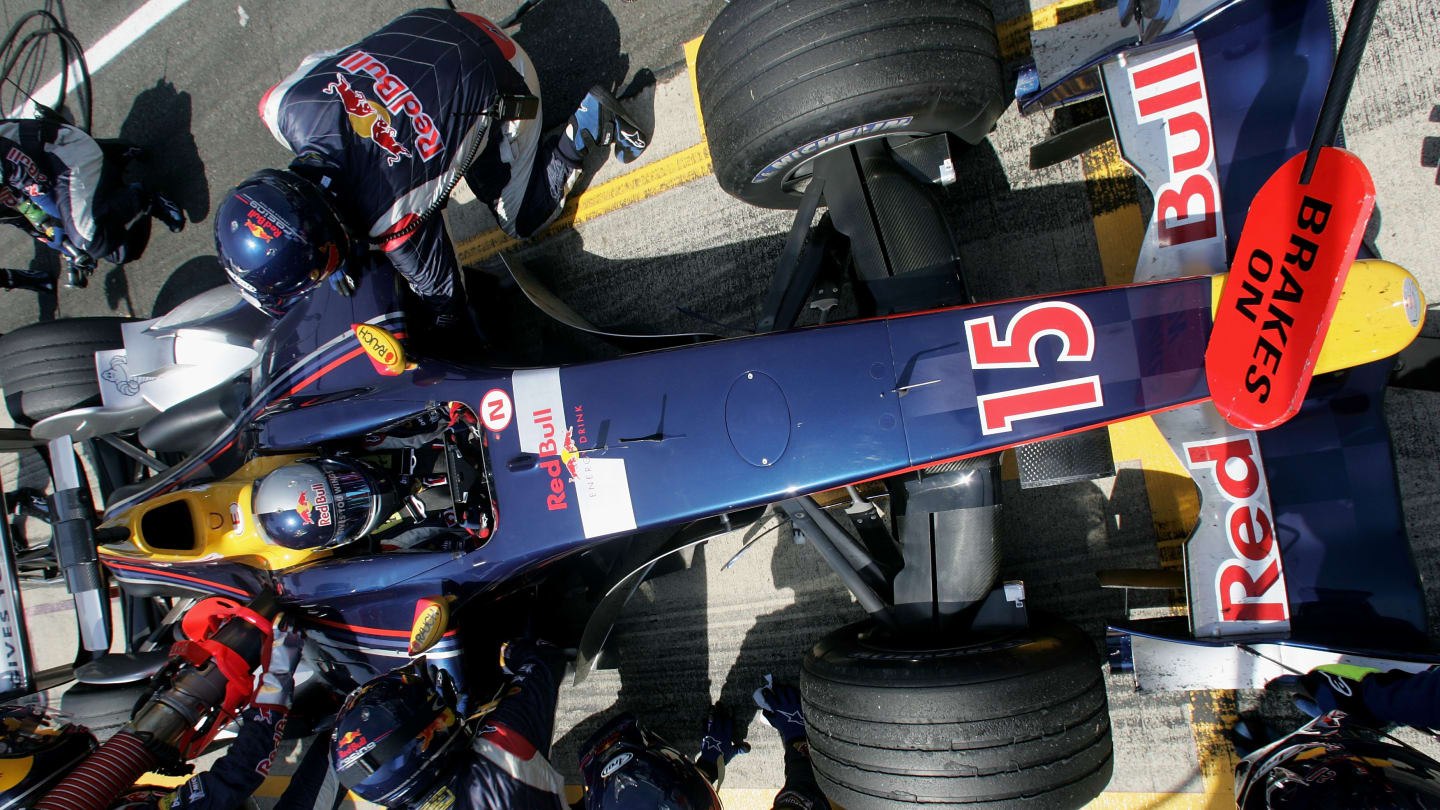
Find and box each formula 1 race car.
[6,0,1436,807]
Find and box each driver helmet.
[215,168,348,317]
[253,457,395,551]
[0,704,97,810]
[580,714,722,810]
[331,660,468,807]
[1235,711,1440,809]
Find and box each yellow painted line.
[252,774,365,801]
[1087,132,1198,577]
[997,0,1104,61]
[1109,415,1200,574]
[1085,793,1215,809]
[1055,3,1235,802]
[455,142,714,265]
[684,35,707,141]
[1063,41,1200,574]
[1080,140,1147,288]
[1188,690,1243,809]
[455,0,1119,267]
[138,773,188,788]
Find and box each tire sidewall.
[734,112,954,209]
[805,613,1095,690]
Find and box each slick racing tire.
[0,317,129,425]
[800,613,1113,809]
[696,0,1006,209]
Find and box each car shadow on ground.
[151,256,226,318]
[464,137,1111,368]
[549,546,715,780]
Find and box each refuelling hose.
[37,591,279,810]
[36,731,156,810]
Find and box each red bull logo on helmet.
[235,193,303,242]
[246,209,280,242]
[331,50,445,162]
[296,491,314,525]
[295,484,332,527]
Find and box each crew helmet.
[331,660,468,807]
[1235,712,1440,809]
[215,169,348,317]
[580,714,722,810]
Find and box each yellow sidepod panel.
[1209,259,1424,375]
[99,454,332,571]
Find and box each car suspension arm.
[783,497,892,622]
[46,436,111,656]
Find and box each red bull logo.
[332,50,445,162]
[5,147,45,183]
[416,709,455,752]
[246,209,280,242]
[236,194,301,241]
[296,491,315,525]
[560,427,580,477]
[336,729,370,759]
[324,73,411,166]
[296,484,332,527]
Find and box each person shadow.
[710,520,865,788]
[1423,105,1440,184]
[21,242,59,321]
[453,0,656,240]
[549,545,717,781]
[508,0,632,132]
[115,79,210,228]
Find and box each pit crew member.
[0,119,184,281]
[1234,665,1440,807]
[215,8,644,333]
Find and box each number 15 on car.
[964,301,1102,435]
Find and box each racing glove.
[499,636,567,678]
[254,621,303,712]
[1279,664,1440,730]
[755,677,808,745]
[696,703,749,786]
[1270,663,1390,725]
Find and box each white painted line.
[10,0,192,119]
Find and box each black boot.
[148,193,185,233]
[0,266,56,293]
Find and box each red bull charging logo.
[295,484,332,527]
[324,73,411,166]
[560,427,580,478]
[326,50,445,165]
